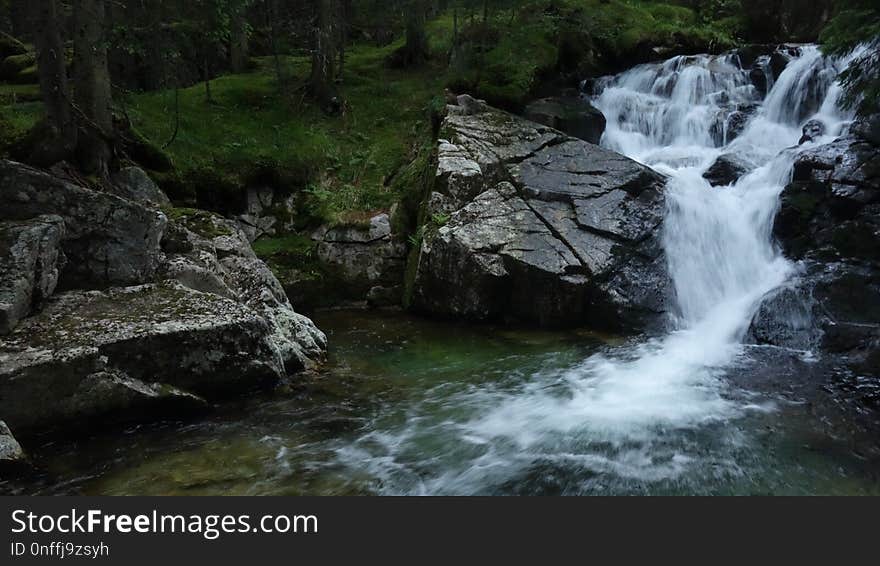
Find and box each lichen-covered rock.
[0,420,26,469]
[312,213,407,305]
[0,282,283,432]
[411,103,669,329]
[234,185,297,243]
[109,166,171,208]
[0,160,166,290]
[160,212,327,372]
[0,215,65,335]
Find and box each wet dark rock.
[0,216,65,335]
[0,160,166,290]
[748,282,819,351]
[760,122,880,381]
[411,102,669,330]
[703,153,754,187]
[769,48,795,81]
[799,119,827,145]
[775,135,880,259]
[850,113,880,146]
[726,111,751,143]
[523,97,607,145]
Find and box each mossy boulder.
[0,32,27,61]
[0,52,35,81]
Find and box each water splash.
[334,45,859,494]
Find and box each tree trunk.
[267,0,287,95]
[204,53,213,103]
[403,0,429,66]
[309,0,338,111]
[230,5,249,73]
[73,0,113,177]
[29,0,76,164]
[10,0,28,38]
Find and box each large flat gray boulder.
[0,160,166,290]
[0,215,65,335]
[411,101,669,329]
[0,282,284,432]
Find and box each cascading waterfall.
[333,45,860,494]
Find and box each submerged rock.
[411,102,669,329]
[0,215,65,335]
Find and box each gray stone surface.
[0,215,65,334]
[0,160,166,290]
[0,282,283,432]
[160,211,327,373]
[412,103,670,329]
[0,420,25,467]
[312,213,407,305]
[110,166,171,207]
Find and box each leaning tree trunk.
[73,0,113,177]
[309,0,338,111]
[29,0,76,164]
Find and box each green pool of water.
[4,310,879,495]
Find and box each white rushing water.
[336,45,860,494]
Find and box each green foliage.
[122,41,445,225]
[820,1,880,115]
[446,0,740,110]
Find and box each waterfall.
[335,45,861,494]
[457,45,859,474]
[593,45,855,336]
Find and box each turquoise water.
[4,310,879,496]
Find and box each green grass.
[125,41,446,225]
